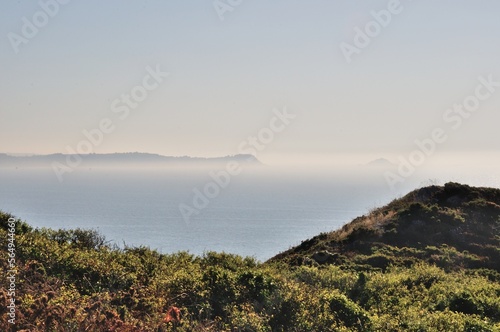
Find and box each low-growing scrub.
[1,183,499,331]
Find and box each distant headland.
[0,152,261,168]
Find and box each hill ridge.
[270,182,500,272]
[0,152,260,167]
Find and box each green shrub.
[328,291,370,330]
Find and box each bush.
[48,228,107,250]
[328,291,370,330]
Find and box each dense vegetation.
[1,182,499,331]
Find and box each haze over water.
[2,158,499,261]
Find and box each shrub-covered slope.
[1,182,499,331]
[271,182,500,272]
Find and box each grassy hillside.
[271,182,500,272]
[1,182,499,331]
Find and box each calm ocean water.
[1,166,499,261]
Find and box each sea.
[1,164,499,261]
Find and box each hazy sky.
[1,0,499,165]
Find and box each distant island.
[364,157,396,168]
[1,183,499,331]
[0,152,261,168]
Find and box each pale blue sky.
[1,0,499,164]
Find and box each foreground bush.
[1,215,498,331]
[1,183,499,331]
